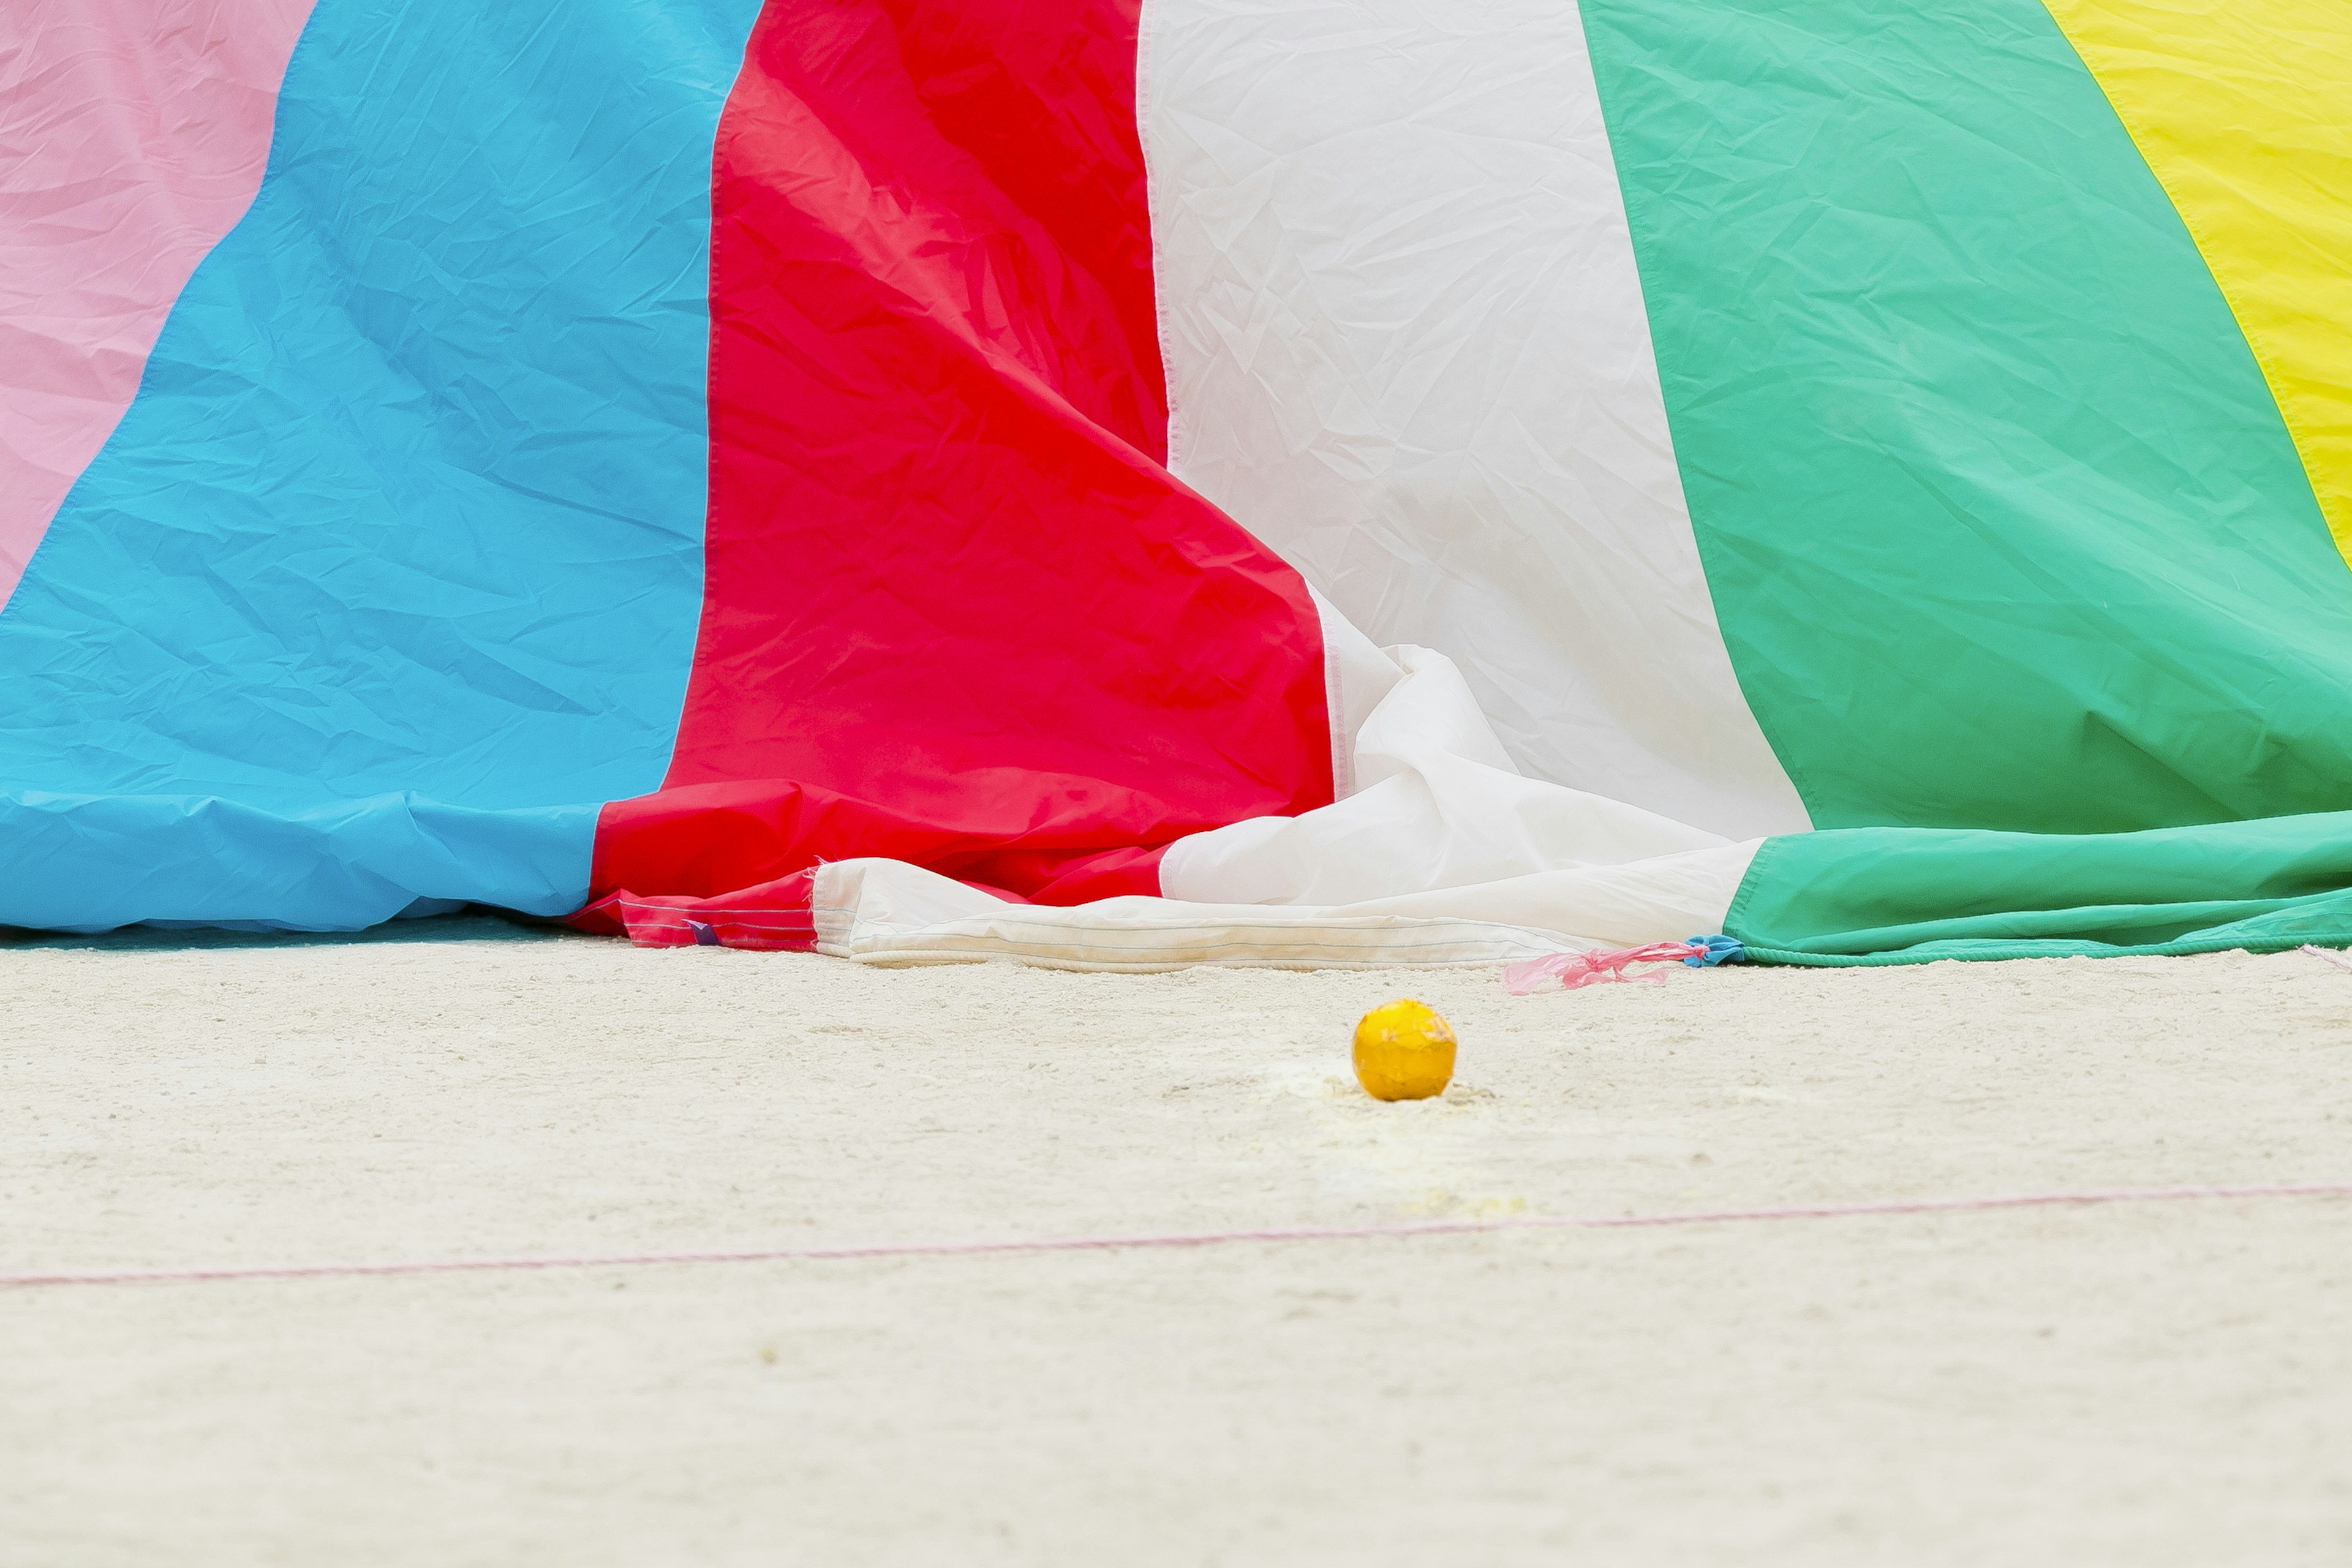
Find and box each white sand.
[4,919,2350,1564]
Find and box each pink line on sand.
[0,0,315,605]
[7,1180,2348,1291]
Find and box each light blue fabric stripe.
[0,0,761,930]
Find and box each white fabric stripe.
[1140,0,1809,839]
[810,845,1755,972]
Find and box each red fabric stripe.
[582,0,1330,937]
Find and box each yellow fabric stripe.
[2043,0,2352,567]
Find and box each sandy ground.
[2,919,2350,1565]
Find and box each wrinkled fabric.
[1142,0,1806,839]
[1583,0,2352,834]
[1729,813,2352,964]
[2046,0,2352,564]
[585,0,1335,911]
[12,0,2352,965]
[0,0,313,600]
[0,0,757,928]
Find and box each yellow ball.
[1352,998,1457,1101]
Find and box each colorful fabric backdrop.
[3,0,2350,964]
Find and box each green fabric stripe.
[1727,816,2352,964]
[1580,0,2352,834]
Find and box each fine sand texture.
[4,918,2350,1564]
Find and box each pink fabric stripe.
[0,0,314,605]
[6,1179,2347,1290]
